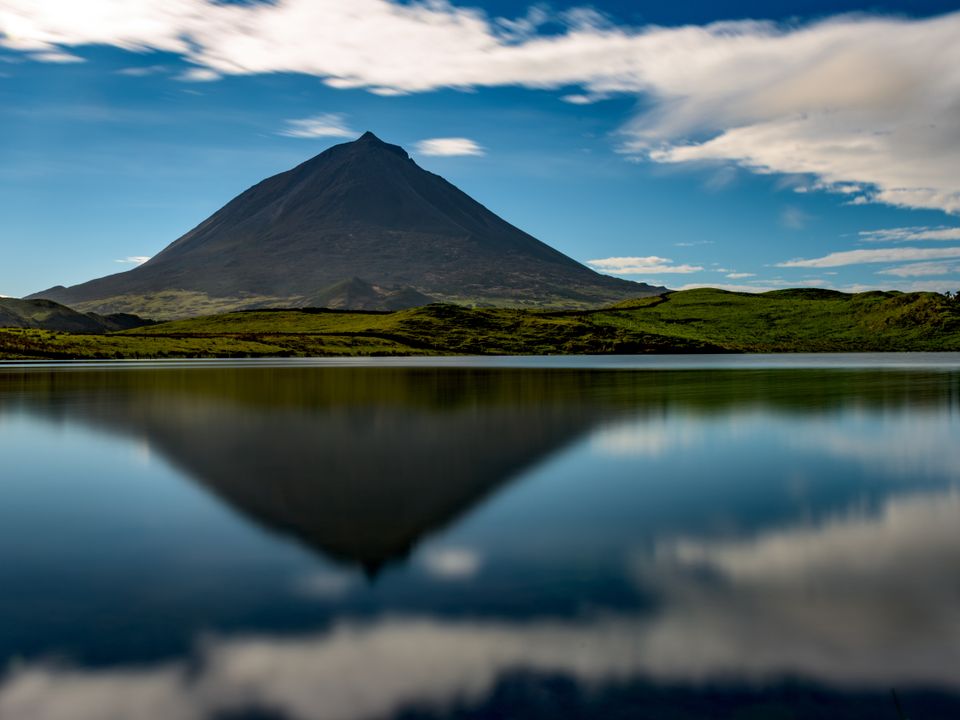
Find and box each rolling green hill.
[0,297,152,334]
[1,288,959,360]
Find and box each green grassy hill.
[0,297,152,334]
[2,288,959,360]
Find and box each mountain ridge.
[30,132,663,318]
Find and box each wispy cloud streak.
[587,256,704,275]
[778,247,960,268]
[415,138,485,157]
[278,113,355,139]
[860,227,960,243]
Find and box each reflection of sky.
[2,375,960,718]
[4,488,960,720]
[439,407,960,566]
[0,415,331,664]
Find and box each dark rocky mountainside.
[31,132,663,317]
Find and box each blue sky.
[1,0,959,298]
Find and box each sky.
[1,0,960,298]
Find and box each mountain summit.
[32,132,663,317]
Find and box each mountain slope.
[0,297,151,333]
[30,132,662,317]
[296,277,436,311]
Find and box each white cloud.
[0,665,197,720]
[672,283,779,293]
[420,547,482,579]
[777,246,960,268]
[587,256,704,275]
[278,113,355,139]
[590,417,701,458]
[116,64,168,77]
[860,226,960,243]
[415,137,485,157]
[2,4,958,212]
[114,256,151,265]
[791,410,960,482]
[176,67,219,82]
[367,87,407,97]
[616,14,960,215]
[560,94,596,105]
[725,272,755,279]
[673,240,713,247]
[635,490,960,686]
[27,50,83,63]
[877,261,960,277]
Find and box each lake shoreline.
[3,352,960,371]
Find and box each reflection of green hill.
[3,366,957,572]
[3,365,956,413]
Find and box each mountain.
[299,276,436,311]
[0,297,152,333]
[29,132,663,318]
[9,366,620,574]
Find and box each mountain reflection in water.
[0,364,958,720]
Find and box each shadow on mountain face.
[2,366,957,574]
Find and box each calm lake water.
[1,356,959,720]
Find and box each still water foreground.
[1,357,959,719]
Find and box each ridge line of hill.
[2,288,959,359]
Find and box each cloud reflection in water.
[4,489,960,720]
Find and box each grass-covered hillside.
[0,297,152,333]
[1,288,959,360]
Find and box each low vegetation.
[1,288,959,360]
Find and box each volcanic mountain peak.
[31,132,664,318]
[354,129,407,153]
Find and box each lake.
[1,356,959,719]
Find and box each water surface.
[1,357,959,719]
